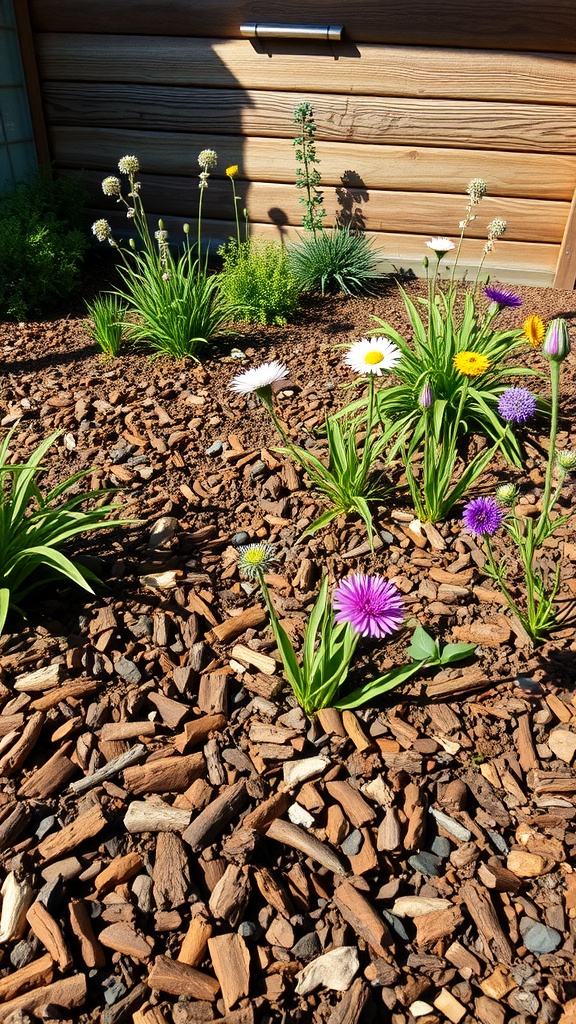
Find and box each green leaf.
[440,642,477,664]
[406,625,438,661]
[335,661,424,710]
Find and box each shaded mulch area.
[1,253,576,1024]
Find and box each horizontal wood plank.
[29,0,576,53]
[42,85,576,154]
[77,170,570,244]
[50,127,576,202]
[87,209,560,284]
[36,35,576,106]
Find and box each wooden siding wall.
[27,0,576,286]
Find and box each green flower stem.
[359,374,376,476]
[485,536,528,634]
[260,393,292,448]
[537,359,561,543]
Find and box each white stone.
[287,803,315,829]
[410,1001,435,1018]
[295,946,359,995]
[392,896,453,918]
[283,756,330,788]
[548,728,576,764]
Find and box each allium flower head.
[463,497,504,537]
[226,165,239,178]
[333,575,404,639]
[497,387,537,423]
[495,482,519,507]
[418,381,434,409]
[543,318,571,363]
[237,542,275,580]
[198,149,218,171]
[556,449,576,473]
[487,218,507,239]
[230,361,289,397]
[344,337,402,375]
[467,178,488,204]
[91,219,112,242]
[102,176,121,196]
[484,286,522,308]
[426,237,455,258]
[118,155,140,176]
[453,351,490,377]
[523,314,545,348]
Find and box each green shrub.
[0,169,88,319]
[288,224,382,296]
[219,239,300,325]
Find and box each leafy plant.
[0,168,88,319]
[0,427,129,634]
[85,292,129,357]
[289,223,382,296]
[407,624,476,666]
[292,101,325,239]
[219,238,300,325]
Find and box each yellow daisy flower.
[523,314,545,348]
[453,351,491,377]
[226,165,239,178]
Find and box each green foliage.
[289,224,382,296]
[407,625,476,666]
[85,292,128,357]
[0,427,128,635]
[0,169,88,319]
[293,102,325,239]
[218,239,300,325]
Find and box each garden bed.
[1,257,576,1024]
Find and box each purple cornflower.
[484,286,522,308]
[462,497,504,537]
[333,575,404,639]
[497,387,537,423]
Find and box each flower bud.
[183,223,190,234]
[422,255,429,270]
[556,449,576,473]
[495,482,518,507]
[542,318,571,362]
[418,381,434,409]
[157,219,164,231]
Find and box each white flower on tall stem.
[344,337,401,375]
[426,237,455,259]
[230,360,289,397]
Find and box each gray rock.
[10,941,35,969]
[508,989,540,1016]
[381,910,410,942]
[103,978,127,1006]
[147,515,178,550]
[408,851,443,877]
[233,531,250,546]
[37,878,65,915]
[292,932,321,960]
[205,440,224,457]
[519,918,562,954]
[340,829,363,857]
[238,920,260,940]
[115,657,142,685]
[129,615,154,639]
[249,460,267,479]
[430,835,452,860]
[487,831,510,855]
[35,815,57,841]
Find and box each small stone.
[410,1001,435,1018]
[288,804,315,828]
[205,440,224,457]
[103,978,127,1006]
[292,932,321,960]
[114,657,142,685]
[35,816,57,841]
[147,515,178,550]
[233,531,250,546]
[10,941,35,969]
[295,946,359,995]
[381,910,410,942]
[340,830,363,856]
[408,851,443,877]
[36,879,65,915]
[392,896,452,918]
[519,918,562,954]
[238,921,260,941]
[430,835,452,859]
[548,728,576,764]
[249,460,267,479]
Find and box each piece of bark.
[30,679,100,711]
[26,901,72,971]
[327,977,370,1024]
[425,670,490,699]
[99,721,156,741]
[377,807,402,852]
[0,803,30,853]
[206,605,267,644]
[98,922,153,960]
[474,995,507,1024]
[241,790,291,832]
[232,643,277,675]
[516,713,538,773]
[403,783,427,851]
[69,743,147,794]
[480,965,517,1000]
[477,859,523,894]
[173,777,213,812]
[415,906,464,948]
[325,781,377,828]
[182,781,248,850]
[460,881,513,964]
[333,880,393,956]
[266,819,346,875]
[95,852,144,893]
[13,663,64,691]
[207,933,250,1013]
[124,752,204,794]
[0,974,87,1022]
[153,832,190,910]
[465,772,511,827]
[178,912,213,966]
[101,981,148,1024]
[147,956,219,999]
[254,867,295,919]
[0,711,45,776]
[0,953,54,1002]
[341,711,375,752]
[18,744,77,798]
[37,802,108,863]
[69,899,106,968]
[208,865,250,926]
[506,848,547,877]
[124,801,192,834]
[132,1003,170,1024]
[444,940,482,976]
[174,713,226,753]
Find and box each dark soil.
[0,253,575,1024]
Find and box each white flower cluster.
[91,219,112,242]
[118,155,140,176]
[102,176,121,197]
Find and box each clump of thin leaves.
[85,292,129,357]
[0,427,129,634]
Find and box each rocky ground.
[1,253,576,1024]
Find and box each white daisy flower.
[344,337,401,376]
[230,360,289,396]
[426,236,456,257]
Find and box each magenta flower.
[333,575,404,639]
[497,387,537,423]
[462,497,504,537]
[484,286,522,308]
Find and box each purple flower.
[497,387,537,423]
[484,286,522,308]
[542,318,571,362]
[418,381,434,409]
[333,575,404,639]
[462,497,504,537]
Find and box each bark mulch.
[1,254,576,1024]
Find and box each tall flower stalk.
[293,102,325,240]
